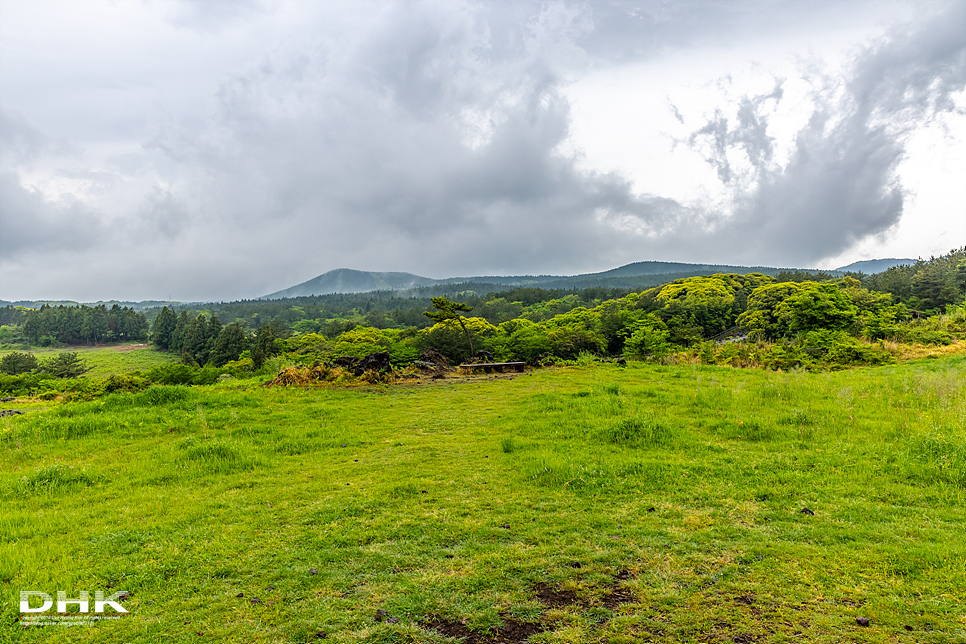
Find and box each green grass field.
[0,345,178,380]
[1,357,964,643]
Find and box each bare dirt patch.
[533,582,580,608]
[421,568,638,642]
[114,344,149,352]
[424,616,544,643]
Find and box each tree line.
[150,307,280,368]
[861,247,966,313]
[3,249,962,371]
[14,304,149,345]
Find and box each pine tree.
[152,307,178,350]
[424,297,476,358]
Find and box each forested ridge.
[1,248,963,384]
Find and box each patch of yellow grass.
[881,338,966,361]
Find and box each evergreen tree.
[0,351,38,375]
[152,307,178,350]
[171,311,190,352]
[424,297,476,358]
[205,315,223,363]
[181,315,210,365]
[38,352,91,378]
[252,325,277,370]
[212,323,249,367]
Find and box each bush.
[758,345,805,371]
[892,325,954,346]
[796,330,895,368]
[622,316,671,360]
[0,373,46,396]
[223,357,255,376]
[37,352,90,378]
[145,363,196,385]
[191,365,222,386]
[0,351,37,375]
[547,325,605,360]
[823,342,895,367]
[103,374,151,394]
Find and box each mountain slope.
[263,269,441,298]
[261,261,819,299]
[833,258,916,273]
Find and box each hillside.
[260,260,828,299]
[833,258,916,273]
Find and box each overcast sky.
[1,0,964,302]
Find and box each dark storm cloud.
[143,0,654,280]
[675,1,966,265]
[116,0,964,291]
[161,0,959,279]
[0,172,103,258]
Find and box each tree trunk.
[458,317,475,358]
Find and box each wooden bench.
[459,361,526,373]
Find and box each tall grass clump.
[707,417,779,442]
[175,438,262,474]
[15,464,97,494]
[500,436,516,453]
[523,453,644,493]
[909,430,966,487]
[603,417,677,447]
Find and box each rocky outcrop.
[353,352,391,376]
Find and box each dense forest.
[0,303,149,345]
[1,248,963,380]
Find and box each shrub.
[547,325,605,360]
[823,342,895,367]
[0,373,46,396]
[623,315,671,360]
[758,345,804,371]
[892,325,953,346]
[191,365,222,386]
[37,352,90,378]
[146,363,196,385]
[223,357,255,376]
[103,374,151,394]
[0,351,37,375]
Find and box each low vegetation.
[1,356,963,643]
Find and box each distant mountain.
[833,258,916,274]
[263,269,442,299]
[581,260,784,278]
[260,261,829,299]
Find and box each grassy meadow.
[0,345,178,380]
[1,357,964,643]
